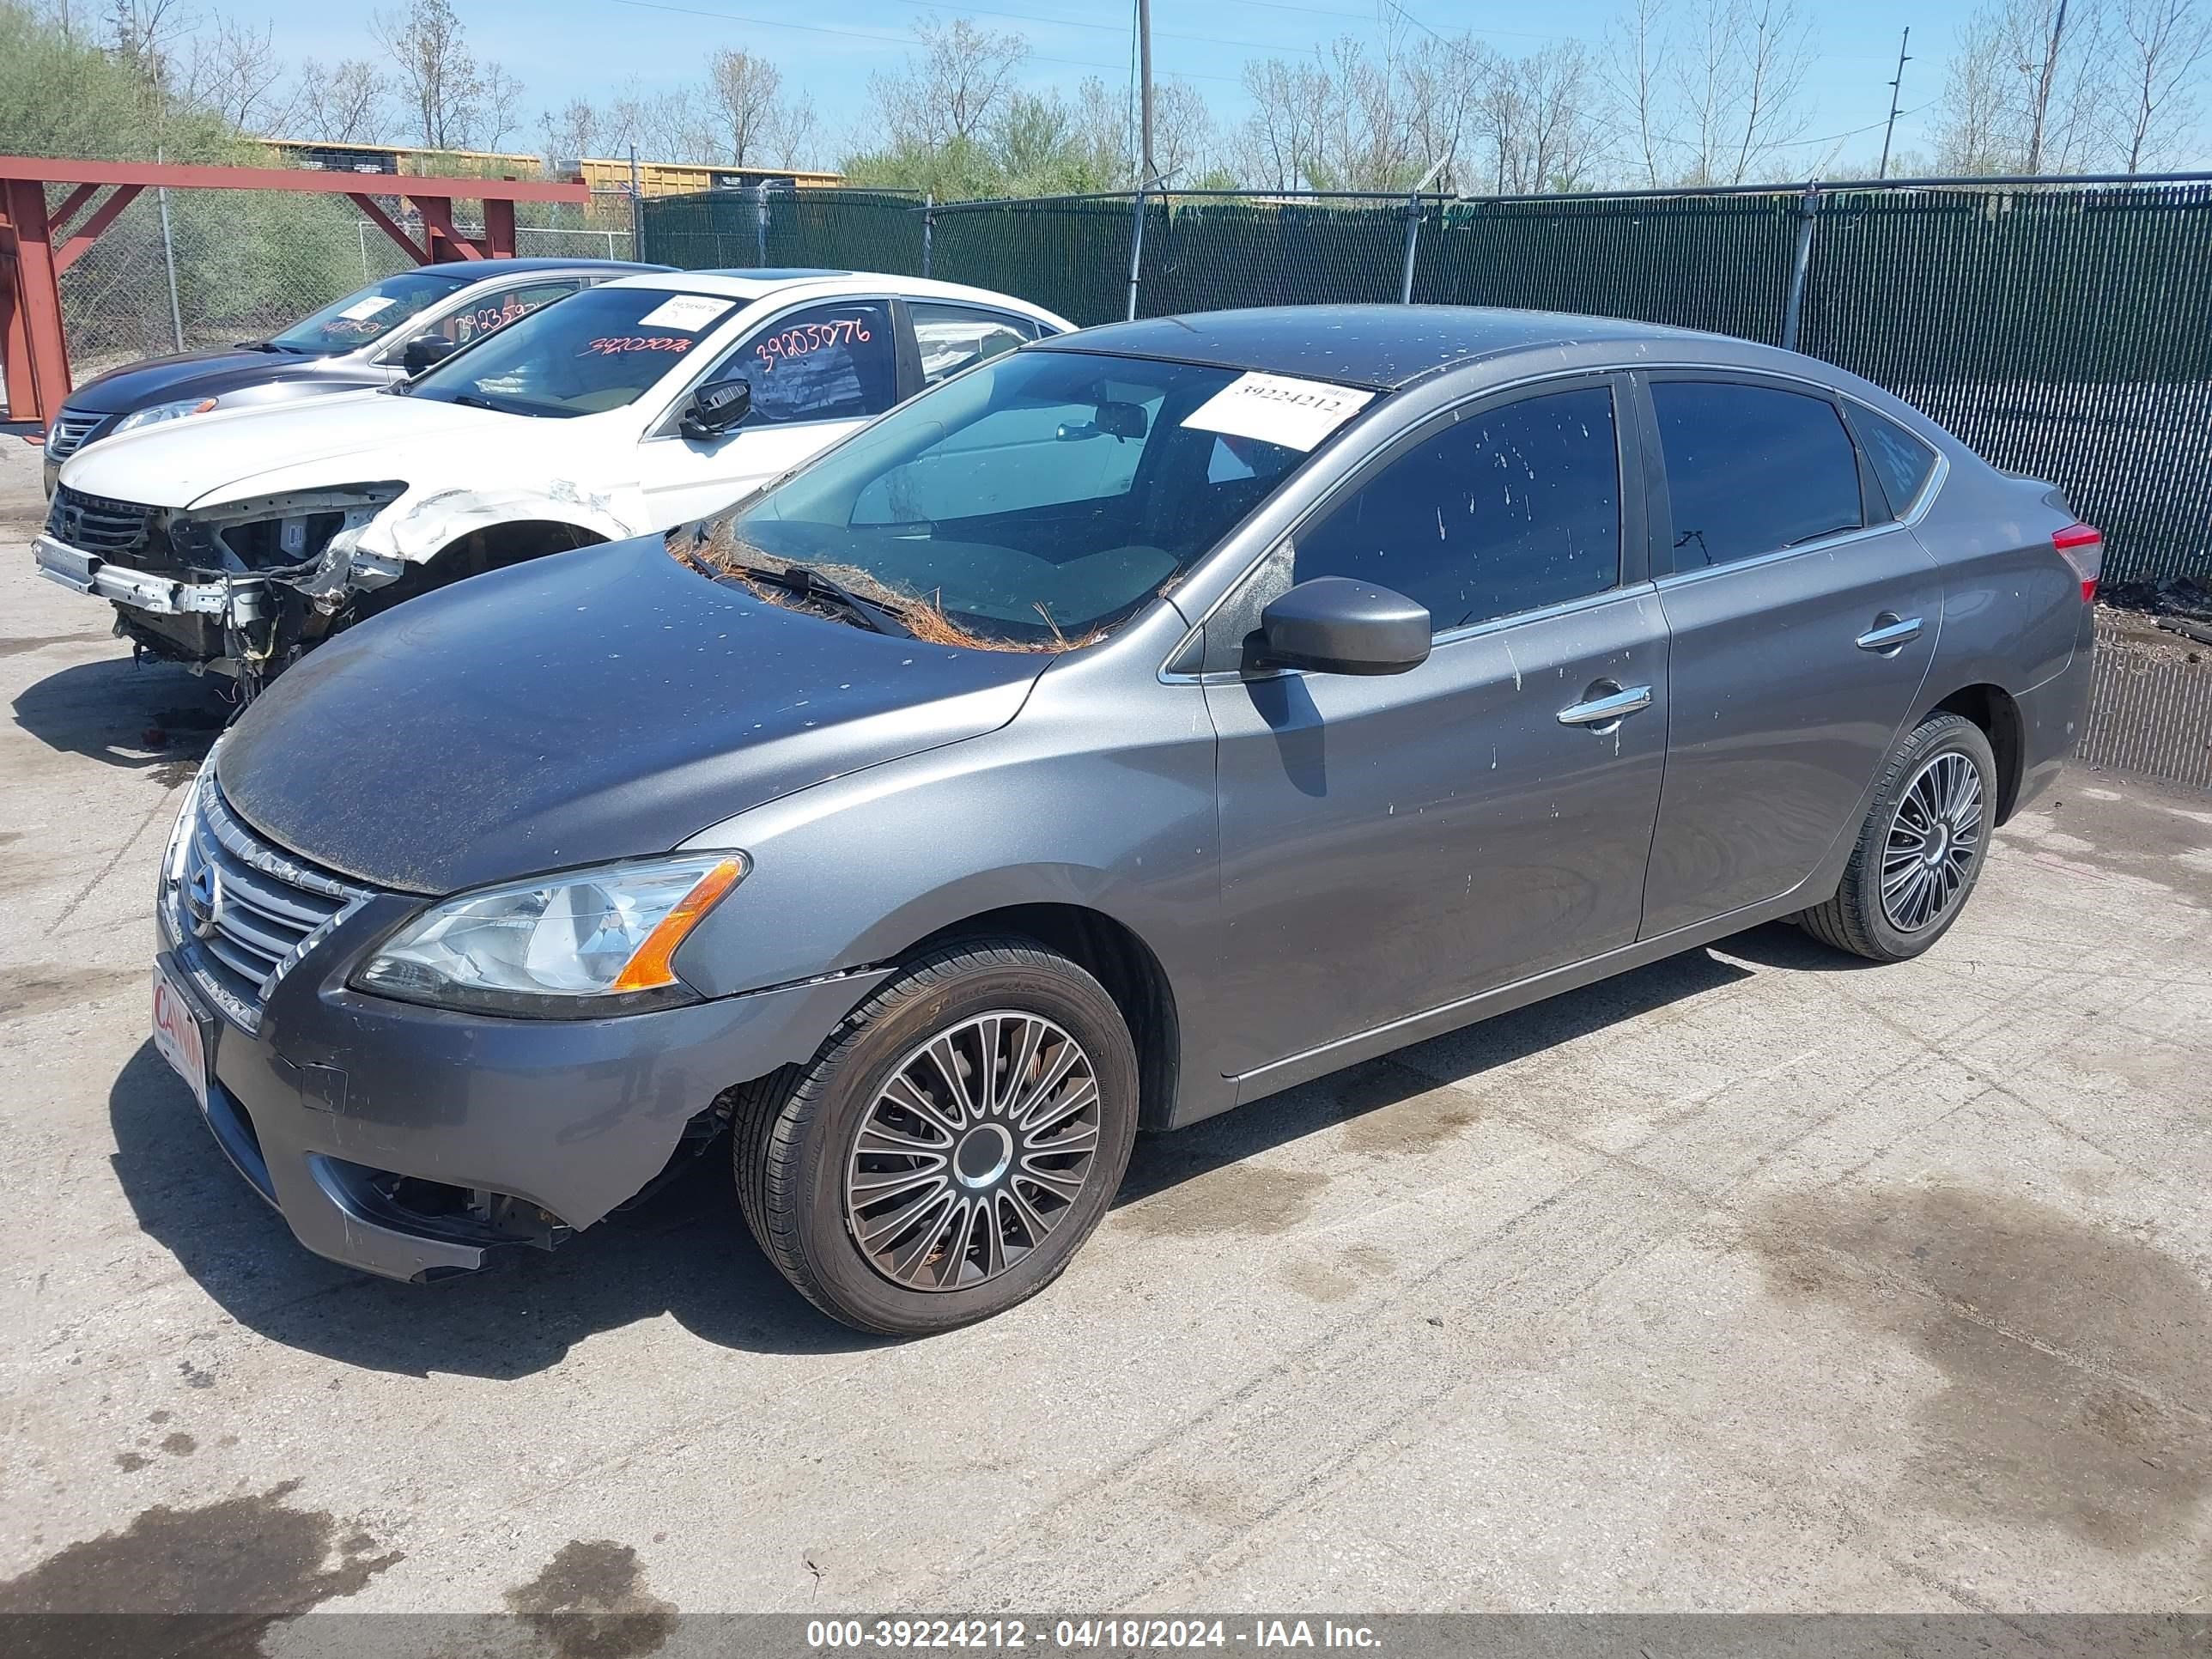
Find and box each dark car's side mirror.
[1251,576,1431,677]
[682,377,752,440]
[400,335,460,375]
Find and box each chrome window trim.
[1638,371,1954,587]
[1650,422,1950,592]
[1837,392,1950,524]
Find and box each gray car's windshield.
[405,285,738,417]
[705,349,1321,647]
[267,270,473,354]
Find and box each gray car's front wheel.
[1800,711,1998,962]
[731,938,1139,1335]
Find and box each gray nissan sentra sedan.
[150,306,2099,1334]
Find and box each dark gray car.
[40,257,665,492]
[150,307,2098,1334]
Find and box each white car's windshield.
[267,270,472,354]
[404,286,740,418]
[703,349,1324,647]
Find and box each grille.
[44,410,103,462]
[46,483,157,556]
[169,779,370,1033]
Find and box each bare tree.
[1600,0,1671,185]
[372,0,481,149]
[1232,55,1331,189]
[476,61,523,149]
[1727,0,1813,179]
[183,15,287,131]
[284,57,392,143]
[765,89,820,167]
[1152,78,1214,183]
[872,16,1031,148]
[2113,0,2212,169]
[1935,0,2107,173]
[1932,15,2016,167]
[1072,75,1133,183]
[704,48,783,165]
[538,95,600,165]
[105,0,196,92]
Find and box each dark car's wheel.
[1800,711,1998,963]
[730,938,1139,1335]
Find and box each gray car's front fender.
[670,618,1234,1119]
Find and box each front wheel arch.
[358,520,610,616]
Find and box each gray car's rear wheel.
[1800,711,1997,962]
[731,938,1138,1335]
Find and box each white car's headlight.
[114,396,220,435]
[354,854,747,1017]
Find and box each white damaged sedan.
[35,269,1069,693]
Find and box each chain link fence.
[54,189,638,383]
[642,177,2212,591]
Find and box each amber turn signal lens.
[611,857,745,993]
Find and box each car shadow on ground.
[109,941,1754,1376]
[13,654,229,781]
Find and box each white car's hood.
[58,391,517,508]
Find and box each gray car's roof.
[1037,305,1724,391]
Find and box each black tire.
[731,937,1139,1336]
[1800,711,1998,963]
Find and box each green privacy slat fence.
[1416,193,1802,345]
[641,187,925,276]
[930,198,1134,325]
[1797,185,2212,586]
[641,179,2212,586]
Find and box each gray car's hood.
[217,536,1048,894]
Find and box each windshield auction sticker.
[337,295,397,321]
[637,295,737,331]
[1182,372,1375,452]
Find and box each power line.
[611,0,1250,82]
[867,0,1319,54]
[1771,105,1929,150]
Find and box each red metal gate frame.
[0,156,590,428]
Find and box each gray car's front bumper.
[157,896,883,1284]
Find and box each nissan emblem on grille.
[185,860,222,940]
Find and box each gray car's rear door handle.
[1855,615,1923,653]
[1557,684,1654,728]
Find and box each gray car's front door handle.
[1557,684,1655,728]
[1855,614,1923,653]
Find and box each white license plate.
[152,963,210,1111]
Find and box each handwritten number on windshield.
[582,336,696,356]
[755,318,871,372]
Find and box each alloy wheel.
[843,1012,1103,1291]
[1881,749,1984,933]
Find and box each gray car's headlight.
[354,854,747,1017]
[114,396,220,435]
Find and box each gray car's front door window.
[1201,383,1670,1079]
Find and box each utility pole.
[1135,0,1157,188]
[1878,27,1911,179]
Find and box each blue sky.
[261,0,1977,170]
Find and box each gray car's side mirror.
[682,377,752,440]
[400,335,460,375]
[1251,576,1431,677]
